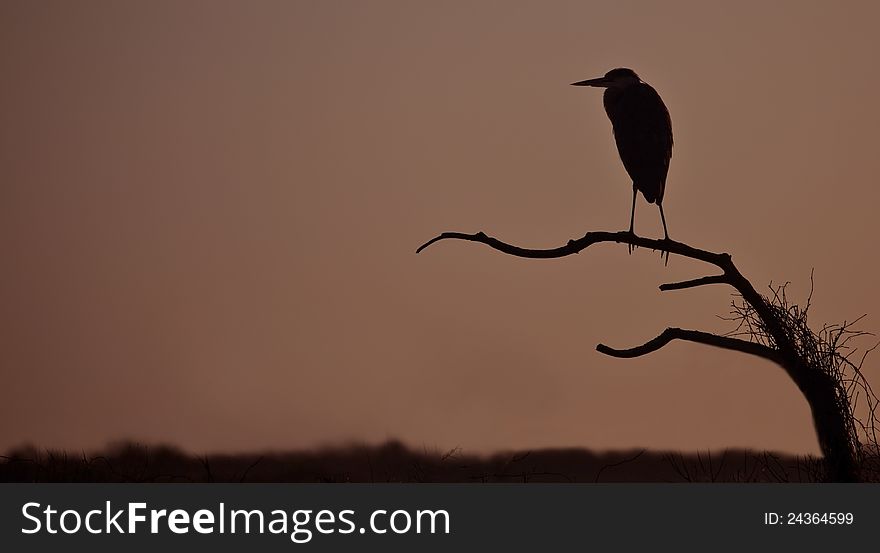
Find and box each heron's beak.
[570,77,610,87]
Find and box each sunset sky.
[2,0,879,456]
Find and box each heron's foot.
[624,228,637,254]
[660,235,671,266]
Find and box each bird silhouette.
[571,68,673,254]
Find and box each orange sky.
[2,0,879,456]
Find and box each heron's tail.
[636,179,663,204]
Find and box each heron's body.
[572,68,673,241]
[603,80,672,205]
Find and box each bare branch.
[416,229,729,266]
[659,274,729,291]
[596,327,783,364]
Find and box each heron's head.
[571,68,641,89]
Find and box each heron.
[571,68,673,251]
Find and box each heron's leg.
[627,187,637,254]
[658,203,670,265]
[659,203,669,240]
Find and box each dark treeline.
[5,441,875,483]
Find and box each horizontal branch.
[659,274,729,291]
[416,230,730,265]
[596,327,783,365]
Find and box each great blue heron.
[571,68,673,246]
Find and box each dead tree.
[417,229,877,482]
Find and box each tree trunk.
[787,361,860,482]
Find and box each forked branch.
[417,229,795,362]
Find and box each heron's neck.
[602,87,625,118]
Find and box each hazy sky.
[2,0,879,456]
